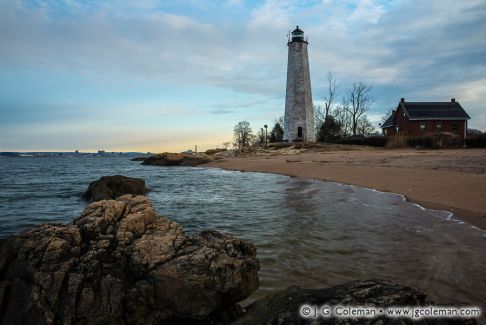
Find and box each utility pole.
[264,124,268,148]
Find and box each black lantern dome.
[290,26,305,42]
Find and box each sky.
[1,0,485,152]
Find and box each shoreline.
[207,164,485,230]
[203,149,486,231]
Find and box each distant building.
[381,98,470,147]
[283,26,315,142]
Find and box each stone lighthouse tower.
[283,26,315,142]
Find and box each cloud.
[208,95,277,115]
[1,0,486,152]
[210,108,235,114]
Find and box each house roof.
[401,101,470,120]
[381,110,396,128]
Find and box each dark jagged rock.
[82,175,148,201]
[235,279,477,325]
[141,152,212,167]
[0,195,259,325]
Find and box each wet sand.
[203,148,486,230]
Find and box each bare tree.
[343,81,374,136]
[467,128,483,135]
[233,121,253,150]
[380,107,395,124]
[315,71,339,128]
[357,115,375,135]
[323,71,339,120]
[331,105,352,137]
[314,103,325,130]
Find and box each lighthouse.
[283,26,315,142]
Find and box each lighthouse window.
[297,127,303,138]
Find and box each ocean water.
[0,156,485,309]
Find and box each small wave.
[412,203,426,211]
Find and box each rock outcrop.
[82,175,148,202]
[204,149,227,155]
[130,157,147,161]
[0,195,259,324]
[141,152,212,167]
[235,279,477,325]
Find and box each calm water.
[0,156,485,309]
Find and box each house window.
[452,123,458,132]
[436,124,442,130]
[384,129,388,135]
[419,123,426,132]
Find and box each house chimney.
[451,98,455,102]
[400,98,405,102]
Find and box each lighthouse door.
[297,127,303,138]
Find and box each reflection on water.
[0,156,485,310]
[246,178,486,309]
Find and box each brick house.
[381,98,471,147]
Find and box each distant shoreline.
[203,148,486,231]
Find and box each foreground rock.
[0,195,259,324]
[141,152,212,167]
[236,279,477,325]
[83,175,148,201]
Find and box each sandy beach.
[204,147,486,230]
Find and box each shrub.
[339,136,365,146]
[364,136,387,147]
[269,123,284,142]
[318,116,342,142]
[204,148,227,155]
[385,135,408,148]
[339,136,386,147]
[466,134,486,148]
[267,142,293,149]
[408,136,434,148]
